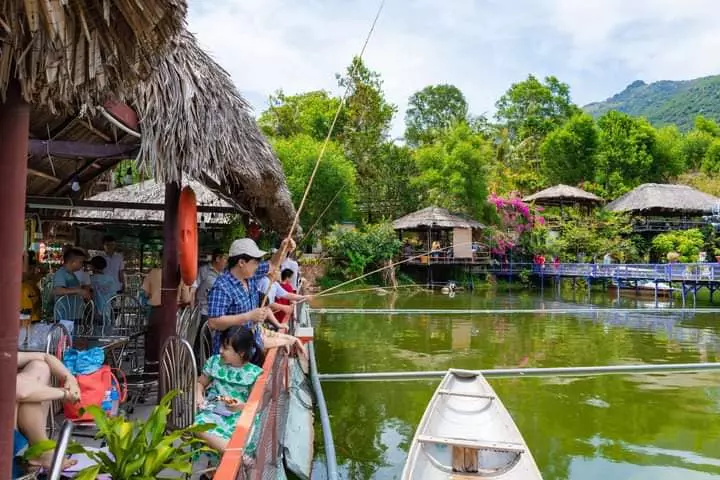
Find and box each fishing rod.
[298,183,347,247]
[261,0,387,304]
[315,241,475,298]
[318,362,720,382]
[313,284,432,298]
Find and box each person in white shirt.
[101,235,125,293]
[280,252,300,291]
[256,275,310,327]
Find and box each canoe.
[402,369,542,479]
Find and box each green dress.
[194,355,263,453]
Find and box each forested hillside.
[584,75,720,131]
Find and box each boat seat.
[417,434,525,454]
[437,389,495,400]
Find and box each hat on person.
[229,238,267,259]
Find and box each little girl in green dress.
[194,326,264,454]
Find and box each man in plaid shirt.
[207,237,295,354]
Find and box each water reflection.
[312,290,720,479]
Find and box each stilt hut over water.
[606,183,719,233]
[393,206,486,263]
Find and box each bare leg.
[17,360,76,470]
[197,432,229,452]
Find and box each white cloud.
[188,0,720,136]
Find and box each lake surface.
[310,288,720,479]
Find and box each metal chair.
[53,295,85,323]
[159,336,197,431]
[45,323,72,437]
[74,300,95,336]
[175,306,194,341]
[197,321,213,370]
[102,294,144,336]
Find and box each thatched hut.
[606,183,720,232]
[69,179,236,226]
[523,184,603,208]
[2,0,187,474]
[393,206,484,259]
[607,184,719,215]
[26,30,294,232]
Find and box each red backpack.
[64,365,127,422]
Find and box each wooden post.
[159,182,180,356]
[0,82,30,478]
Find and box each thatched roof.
[393,206,485,230]
[606,183,720,215]
[523,184,603,206]
[25,31,295,233]
[132,31,295,232]
[70,179,234,225]
[2,0,186,110]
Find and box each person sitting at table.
[16,352,80,471]
[142,249,193,366]
[21,253,42,322]
[89,256,120,324]
[52,248,90,322]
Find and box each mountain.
[583,75,720,131]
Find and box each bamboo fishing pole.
[315,241,477,298]
[260,0,387,306]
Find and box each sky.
[188,0,720,137]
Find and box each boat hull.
[402,369,542,479]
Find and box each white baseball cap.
[228,238,267,259]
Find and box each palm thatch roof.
[70,179,234,225]
[25,31,295,233]
[393,206,485,230]
[523,184,603,207]
[606,183,720,215]
[132,31,295,232]
[1,0,186,110]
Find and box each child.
[194,327,264,455]
[89,256,119,324]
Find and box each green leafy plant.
[652,229,705,263]
[324,223,401,282]
[27,391,214,479]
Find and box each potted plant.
[26,391,213,479]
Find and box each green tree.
[651,229,705,263]
[405,84,469,146]
[694,115,720,137]
[324,222,401,280]
[336,57,397,217]
[539,113,599,185]
[595,111,677,198]
[702,139,720,174]
[413,123,495,222]
[258,90,345,141]
[272,135,357,233]
[680,129,714,170]
[362,144,420,221]
[495,75,580,142]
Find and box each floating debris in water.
[585,397,610,408]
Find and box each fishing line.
[261,0,387,305]
[315,241,475,298]
[314,284,432,298]
[299,183,348,246]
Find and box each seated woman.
[194,326,263,455]
[16,352,80,471]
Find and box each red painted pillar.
[159,181,180,354]
[0,82,30,477]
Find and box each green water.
[310,289,720,479]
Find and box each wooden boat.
[402,369,542,479]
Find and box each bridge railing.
[530,263,720,282]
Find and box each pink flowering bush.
[487,193,545,255]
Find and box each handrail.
[214,348,278,479]
[308,340,339,479]
[48,421,74,480]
